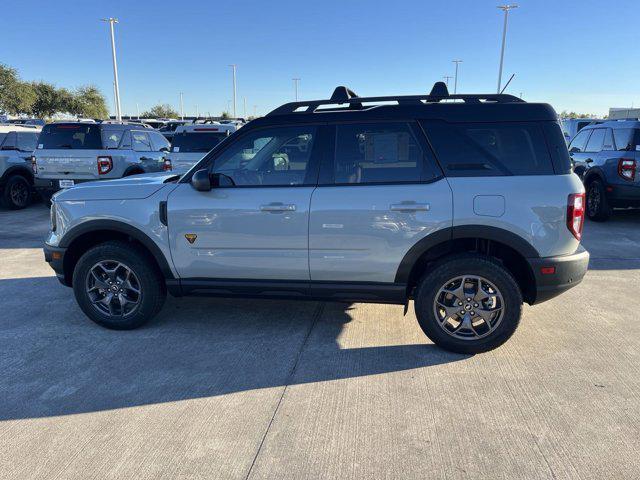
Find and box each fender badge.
[185,234,198,244]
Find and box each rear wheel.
[2,175,31,209]
[72,241,166,330]
[414,255,522,354]
[586,179,611,221]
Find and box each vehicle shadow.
[0,276,467,421]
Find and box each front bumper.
[527,246,590,304]
[43,243,70,286]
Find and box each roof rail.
[267,82,524,116]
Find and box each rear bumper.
[43,243,70,286]
[527,246,589,304]
[34,178,94,195]
[607,183,640,208]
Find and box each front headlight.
[50,201,57,232]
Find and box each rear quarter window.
[422,121,554,176]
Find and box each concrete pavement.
[1,204,638,479]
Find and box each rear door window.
[172,132,228,153]
[603,128,615,151]
[584,128,605,152]
[149,131,170,151]
[331,123,427,184]
[568,129,591,153]
[422,121,554,176]
[132,131,152,152]
[38,124,102,149]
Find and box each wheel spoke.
[436,300,461,321]
[86,260,142,318]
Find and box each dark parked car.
[569,120,640,221]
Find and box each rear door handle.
[260,203,296,212]
[389,202,430,212]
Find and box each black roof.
[253,82,558,127]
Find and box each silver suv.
[34,122,171,198]
[43,83,590,354]
[0,124,41,209]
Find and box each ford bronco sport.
[33,121,171,199]
[43,83,589,354]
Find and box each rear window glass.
[39,124,102,150]
[423,121,554,176]
[612,128,640,151]
[172,132,228,153]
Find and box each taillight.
[97,156,113,175]
[162,158,172,171]
[567,193,585,240]
[31,156,37,174]
[618,158,636,181]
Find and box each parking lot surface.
[1,205,639,480]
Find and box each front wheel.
[72,241,166,330]
[414,255,523,354]
[2,175,31,209]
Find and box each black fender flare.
[394,225,540,284]
[582,167,606,186]
[123,166,146,177]
[59,219,175,279]
[0,165,33,187]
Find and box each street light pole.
[243,97,247,118]
[497,4,518,94]
[229,64,237,118]
[101,18,122,121]
[452,60,462,94]
[179,92,184,120]
[292,78,300,101]
[443,76,453,88]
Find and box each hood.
[53,172,181,201]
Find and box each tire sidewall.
[586,180,610,221]
[414,256,523,354]
[3,175,31,210]
[72,242,164,330]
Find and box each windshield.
[172,132,227,153]
[38,124,102,150]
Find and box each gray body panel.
[167,184,313,280]
[309,181,453,282]
[0,150,33,180]
[448,174,583,258]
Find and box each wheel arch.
[0,165,34,187]
[396,226,539,304]
[582,167,606,187]
[59,220,175,286]
[123,166,145,177]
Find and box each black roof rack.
[268,81,524,116]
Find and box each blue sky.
[2,0,638,117]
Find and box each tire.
[414,254,523,354]
[72,241,166,330]
[586,179,611,221]
[124,169,144,177]
[2,175,31,209]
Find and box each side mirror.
[191,169,211,191]
[159,146,170,153]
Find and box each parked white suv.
[43,83,589,353]
[167,122,237,172]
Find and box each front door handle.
[260,203,296,212]
[389,202,430,212]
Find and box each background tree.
[29,81,65,117]
[73,85,108,119]
[140,104,179,118]
[559,110,599,119]
[0,64,36,115]
[220,111,230,119]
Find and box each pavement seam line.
[243,301,325,480]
